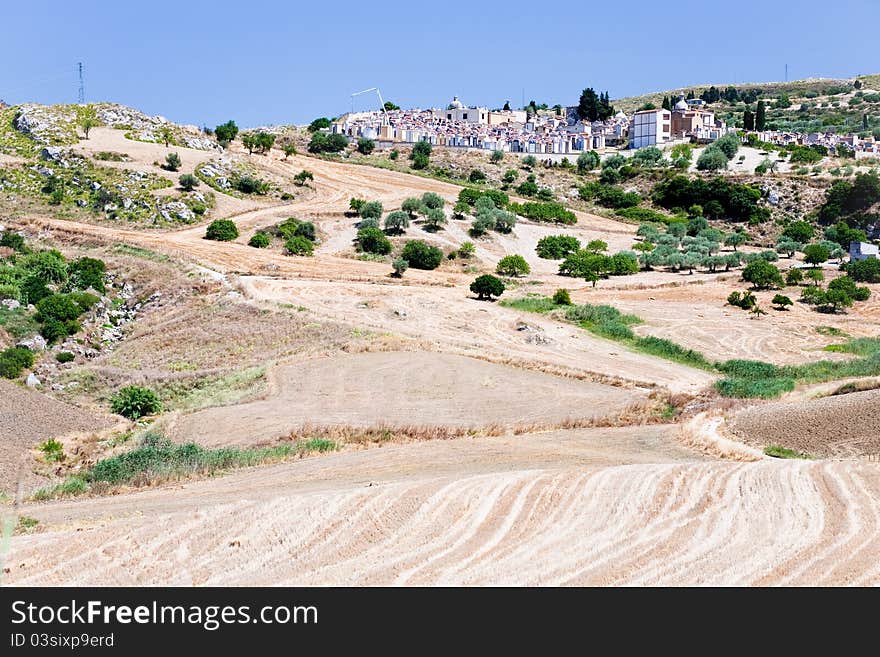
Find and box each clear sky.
[2,0,878,128]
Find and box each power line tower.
[77,62,85,104]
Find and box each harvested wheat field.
[171,352,643,447]
[7,425,880,586]
[0,380,113,492]
[731,389,880,458]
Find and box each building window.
[463,113,468,120]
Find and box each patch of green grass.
[822,337,880,357]
[499,296,559,314]
[0,307,41,340]
[764,445,812,459]
[816,325,849,338]
[715,377,796,398]
[31,475,89,500]
[16,516,39,532]
[111,244,170,262]
[31,433,339,499]
[157,366,266,412]
[0,106,38,157]
[633,336,713,369]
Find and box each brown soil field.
[7,426,880,585]
[730,389,880,458]
[170,352,644,446]
[0,381,113,493]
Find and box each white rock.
[17,335,47,351]
[25,373,41,387]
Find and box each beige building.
[630,108,671,149]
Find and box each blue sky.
[2,0,878,128]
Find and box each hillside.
[614,74,880,138]
[2,95,880,586]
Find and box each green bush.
[308,132,348,154]
[233,176,270,195]
[285,236,315,256]
[0,231,27,253]
[552,288,572,305]
[40,318,79,343]
[391,258,408,277]
[357,137,375,155]
[111,385,162,420]
[164,152,181,172]
[248,232,271,248]
[470,274,505,300]
[536,235,580,259]
[205,219,239,241]
[401,240,442,270]
[696,148,728,171]
[359,200,383,220]
[178,174,199,191]
[67,257,106,293]
[0,346,34,379]
[845,257,880,283]
[496,254,530,277]
[354,227,391,255]
[55,351,75,363]
[35,294,82,323]
[508,201,576,225]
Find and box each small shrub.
[458,242,476,259]
[0,346,35,379]
[285,236,315,256]
[164,152,181,171]
[552,288,572,305]
[205,219,239,241]
[391,258,408,277]
[496,254,530,277]
[39,438,65,462]
[401,240,442,270]
[55,351,75,363]
[178,174,199,191]
[111,385,162,420]
[248,232,271,248]
[356,227,392,255]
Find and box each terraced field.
[7,427,880,585]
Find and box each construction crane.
[351,87,388,121]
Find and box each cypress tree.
[755,100,766,131]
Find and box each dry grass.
[274,391,678,448]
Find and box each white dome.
[449,96,464,109]
[674,99,689,111]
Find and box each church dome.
[674,99,689,111]
[449,96,464,109]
